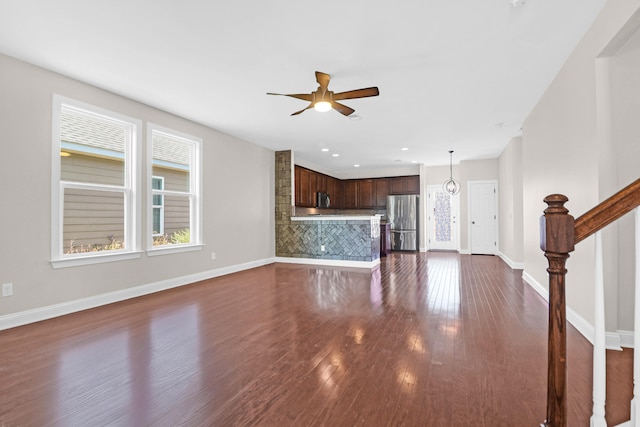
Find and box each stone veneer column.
[275,150,294,256]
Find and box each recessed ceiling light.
[332,154,339,157]
[321,148,329,152]
[401,147,409,151]
[411,160,417,163]
[354,164,360,167]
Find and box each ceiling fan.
[267,71,379,116]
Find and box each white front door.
[427,185,459,251]
[469,181,497,255]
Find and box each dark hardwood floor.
[0,252,633,426]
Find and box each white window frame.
[151,176,165,237]
[51,95,142,269]
[146,123,203,256]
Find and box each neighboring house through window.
[51,97,202,267]
[152,176,164,236]
[51,95,141,268]
[148,124,202,253]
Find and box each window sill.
[51,251,143,269]
[146,244,204,257]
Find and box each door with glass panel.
[427,185,459,251]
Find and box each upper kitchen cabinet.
[295,166,312,207]
[316,174,327,193]
[405,175,420,193]
[327,177,343,209]
[294,165,419,208]
[357,179,374,208]
[294,165,342,208]
[373,178,388,208]
[295,165,319,207]
[343,180,358,209]
[389,175,420,195]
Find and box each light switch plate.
[2,283,13,297]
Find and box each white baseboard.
[522,271,548,299]
[522,270,630,350]
[275,256,380,269]
[606,332,623,351]
[0,257,276,331]
[497,251,524,269]
[522,271,595,345]
[459,249,471,255]
[619,330,634,348]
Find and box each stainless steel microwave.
[316,192,330,208]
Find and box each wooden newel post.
[540,194,575,427]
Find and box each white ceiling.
[0,0,607,178]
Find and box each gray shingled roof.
[152,132,191,166]
[60,107,190,166]
[61,109,125,152]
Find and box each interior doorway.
[426,185,459,251]
[468,181,498,255]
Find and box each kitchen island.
[276,215,381,267]
[275,151,381,268]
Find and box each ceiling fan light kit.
[268,71,379,117]
[313,100,332,112]
[443,150,461,195]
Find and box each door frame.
[467,180,499,255]
[426,185,460,251]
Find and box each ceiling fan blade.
[291,103,314,116]
[332,101,355,116]
[333,87,380,101]
[267,92,314,102]
[315,71,330,90]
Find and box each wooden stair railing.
[540,178,640,427]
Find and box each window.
[151,176,164,236]
[147,124,201,253]
[51,95,141,268]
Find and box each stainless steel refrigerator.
[387,195,419,251]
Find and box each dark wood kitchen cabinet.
[405,175,420,194]
[327,177,343,209]
[308,173,317,203]
[390,175,420,195]
[295,166,312,207]
[374,178,389,208]
[343,180,358,209]
[316,174,326,193]
[357,179,374,208]
[294,165,419,208]
[380,223,391,256]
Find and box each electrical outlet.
[2,283,13,297]
[211,252,216,260]
[320,245,325,252]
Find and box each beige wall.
[610,22,640,330]
[0,53,275,317]
[498,137,523,266]
[522,0,640,332]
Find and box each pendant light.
[443,150,460,195]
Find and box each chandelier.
[443,150,460,195]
